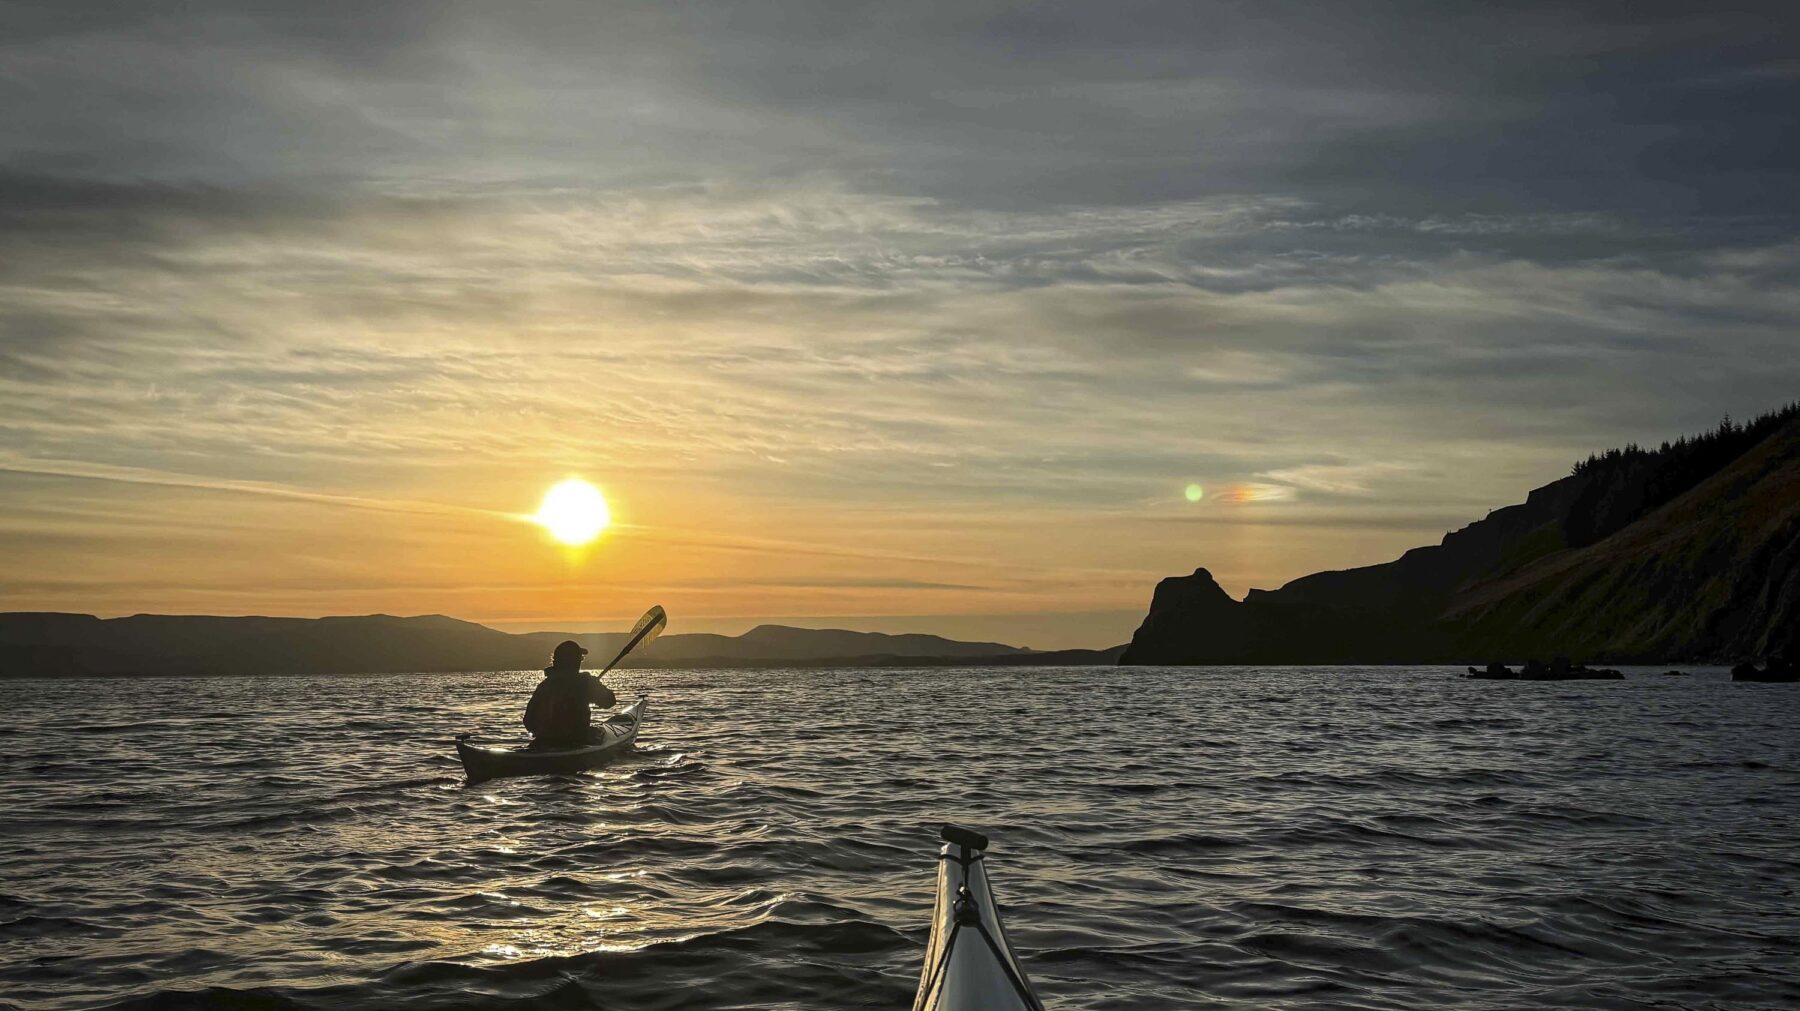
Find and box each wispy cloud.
[2,1,1797,647]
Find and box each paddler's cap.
[552,640,587,664]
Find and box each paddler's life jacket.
[524,668,615,746]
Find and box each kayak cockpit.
[456,696,647,784]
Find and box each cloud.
[3,181,1797,516]
[1,1,1797,638]
[1256,462,1420,496]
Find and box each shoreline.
[0,662,1736,682]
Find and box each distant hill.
[516,624,1028,664]
[1121,405,1800,665]
[0,615,1031,678]
[603,643,1128,670]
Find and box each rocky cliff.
[1121,408,1800,665]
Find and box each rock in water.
[1732,657,1798,682]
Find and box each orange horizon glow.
[0,455,1456,648]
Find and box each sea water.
[2,666,1796,1010]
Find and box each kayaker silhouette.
[524,640,618,748]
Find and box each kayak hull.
[913,834,1044,1011]
[456,697,646,784]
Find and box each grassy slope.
[1442,418,1800,660]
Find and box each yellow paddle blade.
[628,605,668,651]
[600,605,667,674]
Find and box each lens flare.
[1184,483,1204,502]
[534,479,611,545]
[1218,483,1296,503]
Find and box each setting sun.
[533,479,611,545]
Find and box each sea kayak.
[456,696,647,784]
[913,825,1046,1011]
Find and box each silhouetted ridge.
[0,616,1029,677]
[1564,401,1800,547]
[1123,407,1800,665]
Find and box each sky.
[2,1,1797,649]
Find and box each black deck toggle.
[939,824,989,852]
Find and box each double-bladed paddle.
[598,605,667,675]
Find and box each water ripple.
[1,665,1795,1010]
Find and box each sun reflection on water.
[9,667,1794,1010]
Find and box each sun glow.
[534,479,612,545]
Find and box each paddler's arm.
[587,674,617,709]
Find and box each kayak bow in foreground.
[913,825,1046,1011]
[455,696,647,784]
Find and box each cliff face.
[1444,420,1800,660]
[1121,415,1800,665]
[1256,475,1588,617]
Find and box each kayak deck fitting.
[455,696,647,784]
[913,825,1046,1011]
